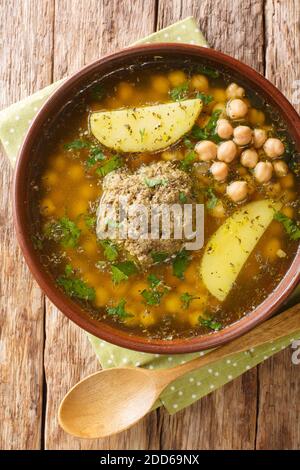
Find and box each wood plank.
[0,0,54,450]
[256,0,300,450]
[156,0,264,449]
[44,0,159,450]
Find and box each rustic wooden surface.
[0,0,299,450]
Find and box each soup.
[30,62,300,340]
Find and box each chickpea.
[151,75,170,94]
[190,74,209,92]
[140,311,156,327]
[253,128,267,148]
[210,200,226,218]
[117,82,134,102]
[273,160,289,177]
[263,137,285,159]
[233,125,253,146]
[248,108,265,126]
[263,238,281,262]
[67,164,84,181]
[240,148,259,169]
[213,102,226,115]
[40,197,56,216]
[216,118,233,139]
[226,99,248,120]
[164,293,181,314]
[217,140,237,163]
[210,161,228,182]
[253,161,273,183]
[226,82,245,99]
[194,140,217,161]
[94,286,110,307]
[226,181,248,202]
[161,150,183,161]
[280,173,294,189]
[212,88,227,102]
[168,70,186,87]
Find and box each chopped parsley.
[151,251,169,264]
[180,292,199,309]
[191,110,221,143]
[169,82,189,101]
[141,274,169,306]
[90,83,105,101]
[57,265,95,301]
[86,147,105,167]
[111,261,138,284]
[100,239,119,262]
[183,138,194,149]
[84,214,96,230]
[200,316,222,331]
[144,177,168,187]
[180,150,196,171]
[44,216,81,248]
[205,187,219,209]
[96,155,122,177]
[172,248,190,279]
[196,92,213,105]
[197,65,220,78]
[139,128,146,142]
[64,139,91,151]
[274,212,300,241]
[179,191,187,203]
[106,299,133,319]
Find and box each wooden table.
[1,0,299,450]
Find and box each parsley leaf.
[64,139,91,151]
[205,187,219,209]
[200,316,222,331]
[86,147,105,167]
[151,251,169,264]
[196,92,213,105]
[169,82,189,101]
[111,261,138,284]
[179,191,187,203]
[274,212,300,241]
[96,155,122,177]
[90,83,105,101]
[139,128,146,142]
[197,65,220,78]
[180,292,199,309]
[144,177,168,187]
[44,216,81,248]
[57,265,95,301]
[180,150,196,171]
[141,274,169,306]
[106,299,133,319]
[191,110,222,143]
[172,248,190,279]
[100,239,119,262]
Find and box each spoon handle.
[156,303,300,388]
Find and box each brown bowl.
[13,44,300,354]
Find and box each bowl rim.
[13,43,300,354]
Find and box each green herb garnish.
[106,299,133,319]
[111,261,138,284]
[57,265,95,301]
[179,192,187,203]
[44,216,81,248]
[274,212,300,241]
[86,147,105,167]
[144,177,168,187]
[139,128,146,142]
[180,150,196,171]
[191,110,221,143]
[96,155,122,177]
[169,82,189,101]
[100,239,119,262]
[151,251,169,264]
[84,214,96,230]
[205,187,219,209]
[64,139,91,151]
[141,274,168,306]
[90,83,105,101]
[172,248,190,279]
[196,92,213,105]
[200,316,222,331]
[183,138,194,149]
[197,65,220,78]
[180,292,199,309]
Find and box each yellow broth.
[31,64,300,339]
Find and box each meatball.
[97,162,193,266]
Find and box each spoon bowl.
[59,368,159,438]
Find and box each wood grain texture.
[0,0,54,450]
[44,0,158,450]
[255,0,300,450]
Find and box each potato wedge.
[201,199,282,301]
[90,99,202,153]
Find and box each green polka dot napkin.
[1,16,299,414]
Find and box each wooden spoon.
[59,303,300,439]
